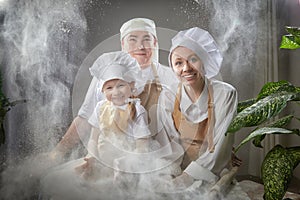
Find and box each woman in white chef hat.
[159,27,238,190]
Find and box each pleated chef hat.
[120,18,157,40]
[89,51,143,91]
[169,27,223,79]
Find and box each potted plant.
[226,26,300,200]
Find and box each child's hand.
[75,157,98,181]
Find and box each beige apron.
[98,101,131,136]
[137,63,162,135]
[172,82,215,170]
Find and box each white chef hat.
[89,51,143,91]
[120,18,157,40]
[169,27,223,79]
[120,18,159,62]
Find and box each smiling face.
[102,79,134,106]
[122,31,157,69]
[171,46,204,88]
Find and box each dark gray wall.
[1,0,299,178]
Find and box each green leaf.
[227,92,296,134]
[237,98,257,113]
[291,129,300,136]
[280,35,300,49]
[251,115,294,148]
[287,146,300,168]
[234,127,292,152]
[257,81,296,101]
[253,134,265,148]
[286,26,300,37]
[282,26,300,48]
[295,88,300,101]
[262,145,300,200]
[268,115,293,128]
[258,130,300,150]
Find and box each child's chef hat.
[89,51,142,91]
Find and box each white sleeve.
[78,77,103,119]
[184,84,238,180]
[88,101,105,128]
[86,127,100,158]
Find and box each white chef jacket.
[158,78,238,182]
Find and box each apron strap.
[207,80,215,153]
[151,63,162,91]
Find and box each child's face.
[102,79,133,106]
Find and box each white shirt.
[181,83,208,123]
[158,78,238,182]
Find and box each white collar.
[141,65,152,78]
[180,81,208,113]
[112,98,140,110]
[141,62,159,78]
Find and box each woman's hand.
[171,172,194,190]
[153,172,194,193]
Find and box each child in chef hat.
[75,51,152,181]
